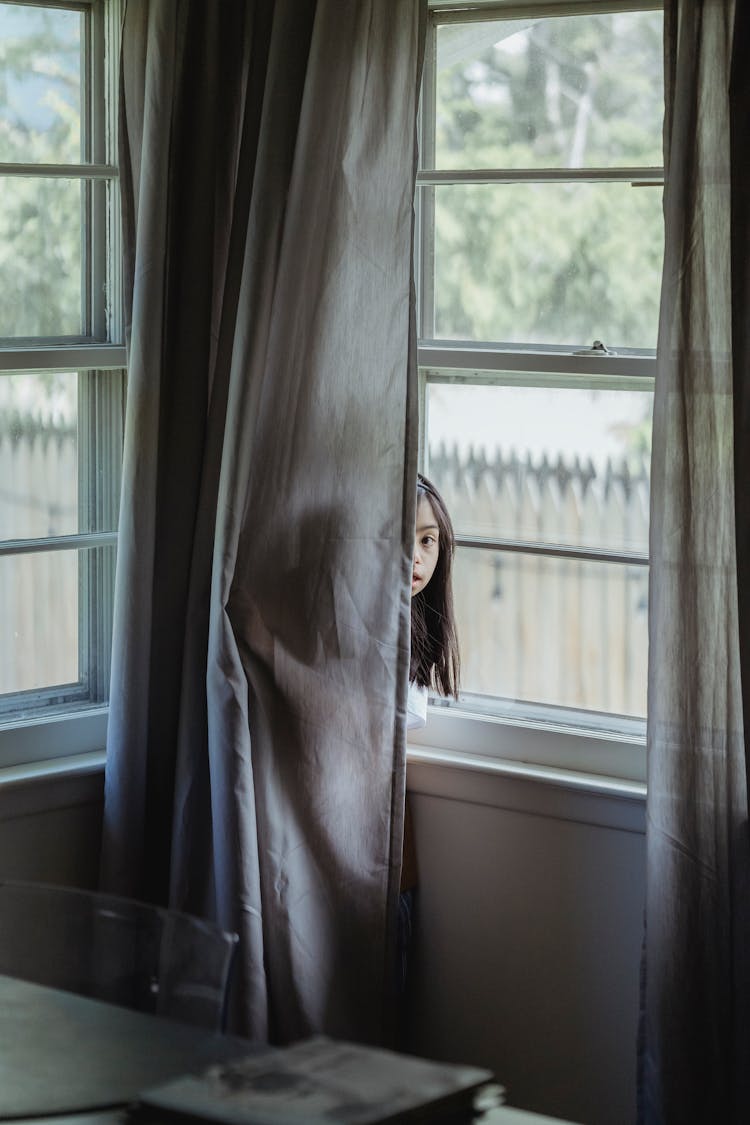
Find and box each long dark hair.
[410,473,460,698]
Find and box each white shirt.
[406,681,428,730]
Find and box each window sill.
[0,708,108,771]
[409,703,646,782]
[406,746,645,833]
[0,750,105,820]
[0,709,107,819]
[0,749,105,789]
[406,705,646,833]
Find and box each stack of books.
[131,1035,502,1124]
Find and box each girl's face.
[412,496,440,597]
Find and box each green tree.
[0,4,82,339]
[429,10,664,350]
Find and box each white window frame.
[411,0,663,785]
[0,0,125,770]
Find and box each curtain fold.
[640,2,750,1121]
[102,0,424,1044]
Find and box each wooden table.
[0,973,254,1119]
[0,973,578,1123]
[12,1106,579,1124]
[16,1111,577,1124]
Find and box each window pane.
[426,381,651,554]
[0,371,79,539]
[0,3,83,164]
[428,181,663,348]
[0,176,83,337]
[433,11,663,170]
[453,548,648,716]
[0,549,79,693]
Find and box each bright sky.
[426,384,652,470]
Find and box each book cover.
[134,1035,497,1124]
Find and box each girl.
[399,473,460,994]
[407,472,461,728]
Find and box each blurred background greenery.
[0,2,82,340]
[425,10,664,349]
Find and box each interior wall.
[404,768,646,1125]
[0,772,103,889]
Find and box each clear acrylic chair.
[0,880,239,1031]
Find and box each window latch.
[573,340,617,357]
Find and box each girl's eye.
[422,536,437,548]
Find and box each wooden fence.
[428,444,650,717]
[0,409,79,695]
[0,410,650,717]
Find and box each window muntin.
[0,365,122,722]
[0,541,117,712]
[0,0,118,346]
[425,378,652,554]
[452,549,648,717]
[418,1,663,737]
[427,180,663,347]
[0,0,122,745]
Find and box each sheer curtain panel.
[640,3,750,1121]
[101,0,424,1044]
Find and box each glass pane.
[0,549,79,694]
[0,176,83,337]
[454,548,648,717]
[0,3,83,164]
[0,372,79,539]
[433,11,663,170]
[428,181,664,348]
[426,381,652,554]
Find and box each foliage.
[429,10,664,350]
[0,4,82,339]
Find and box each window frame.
[413,0,664,782]
[0,0,125,769]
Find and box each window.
[415,0,663,764]
[0,0,124,766]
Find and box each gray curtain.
[640,2,750,1121]
[101,0,424,1044]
